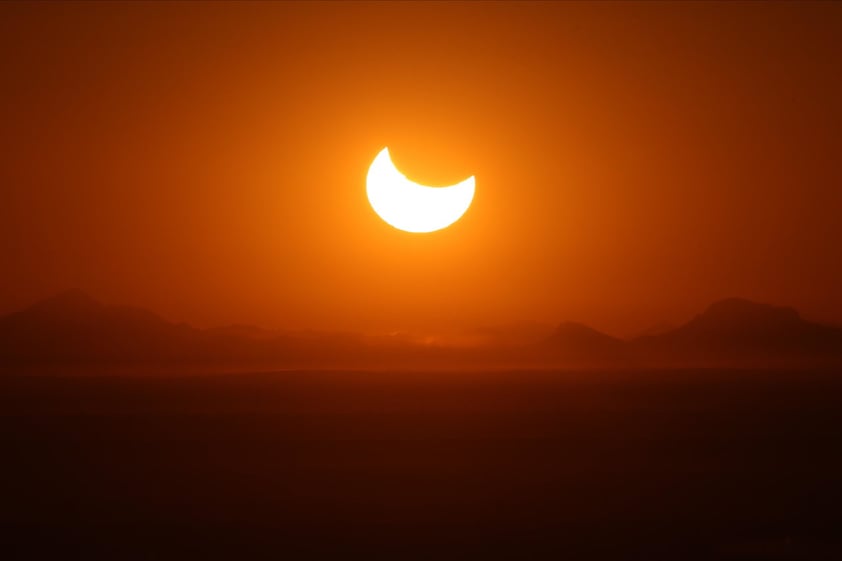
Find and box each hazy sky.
[1,1,841,336]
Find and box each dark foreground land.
[1,368,841,560]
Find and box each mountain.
[629,298,842,366]
[0,290,307,365]
[468,321,556,347]
[532,321,627,366]
[0,289,200,362]
[1,292,840,368]
[0,291,483,368]
[629,321,676,339]
[205,324,286,340]
[526,297,842,367]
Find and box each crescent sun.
[366,147,475,233]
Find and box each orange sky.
[1,1,841,336]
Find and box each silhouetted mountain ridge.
[693,297,802,331]
[628,297,841,366]
[13,289,178,330]
[533,321,626,365]
[0,290,203,362]
[0,291,469,366]
[0,292,840,368]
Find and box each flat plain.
[2,368,841,560]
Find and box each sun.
[366,148,475,233]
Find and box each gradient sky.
[1,1,841,336]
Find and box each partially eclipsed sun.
[366,148,475,233]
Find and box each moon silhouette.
[366,147,475,233]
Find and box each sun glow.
[366,148,475,233]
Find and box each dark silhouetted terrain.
[1,368,841,560]
[534,321,627,366]
[1,291,840,369]
[2,293,842,559]
[3,1,842,558]
[629,298,842,367]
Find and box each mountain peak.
[697,298,801,329]
[535,321,626,365]
[26,289,102,316]
[554,321,612,337]
[624,297,841,366]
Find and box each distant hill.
[0,291,840,368]
[0,290,305,365]
[521,298,842,367]
[205,324,283,340]
[0,289,200,362]
[628,297,842,366]
[629,321,676,339]
[468,321,556,347]
[0,291,481,368]
[532,321,628,366]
